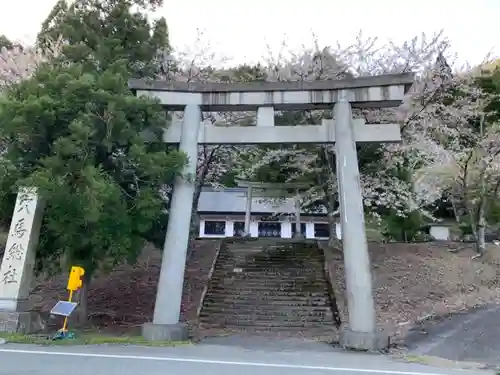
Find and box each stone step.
[226,242,319,247]
[215,262,324,267]
[222,251,323,254]
[203,299,331,308]
[208,277,328,284]
[203,293,330,301]
[214,263,323,268]
[199,323,336,334]
[224,250,324,255]
[204,294,329,303]
[219,249,323,255]
[215,261,325,268]
[218,253,323,258]
[211,273,327,280]
[198,319,334,328]
[218,252,324,258]
[208,278,328,286]
[199,314,333,323]
[200,307,333,317]
[198,325,336,336]
[219,251,324,256]
[212,268,325,275]
[202,297,331,306]
[207,285,329,293]
[207,287,330,295]
[223,247,264,251]
[227,243,320,248]
[210,276,327,282]
[216,259,325,264]
[205,287,329,295]
[204,300,331,307]
[211,272,325,279]
[200,305,333,314]
[208,278,327,285]
[210,271,325,278]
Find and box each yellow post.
[61,290,74,332]
[60,266,85,333]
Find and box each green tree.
[0,35,14,50]
[0,59,185,321]
[2,0,180,322]
[37,0,169,78]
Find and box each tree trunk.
[190,149,213,241]
[190,180,203,238]
[76,271,92,326]
[328,214,338,249]
[476,208,486,255]
[450,198,461,223]
[326,189,341,250]
[475,157,487,256]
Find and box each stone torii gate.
[235,180,312,238]
[128,73,414,349]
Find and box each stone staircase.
[199,239,339,338]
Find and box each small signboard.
[50,301,78,317]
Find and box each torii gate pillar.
[142,104,201,342]
[334,94,387,349]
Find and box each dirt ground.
[6,239,500,342]
[28,240,220,335]
[326,242,500,343]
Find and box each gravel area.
[326,242,500,343]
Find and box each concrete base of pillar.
[142,322,189,342]
[0,310,46,334]
[339,328,389,351]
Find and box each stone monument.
[0,188,45,333]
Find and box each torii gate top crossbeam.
[128,73,414,111]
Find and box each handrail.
[196,239,225,317]
[317,240,342,328]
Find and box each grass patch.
[0,331,190,347]
[365,218,384,242]
[403,354,435,365]
[403,354,487,370]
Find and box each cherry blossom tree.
[232,31,463,243]
[0,38,61,88]
[160,30,493,247]
[414,66,500,254]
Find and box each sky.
[1,0,499,67]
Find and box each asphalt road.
[0,340,490,375]
[407,304,500,367]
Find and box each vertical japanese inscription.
[17,192,34,215]
[5,243,24,261]
[13,218,27,238]
[0,189,37,287]
[1,265,18,284]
